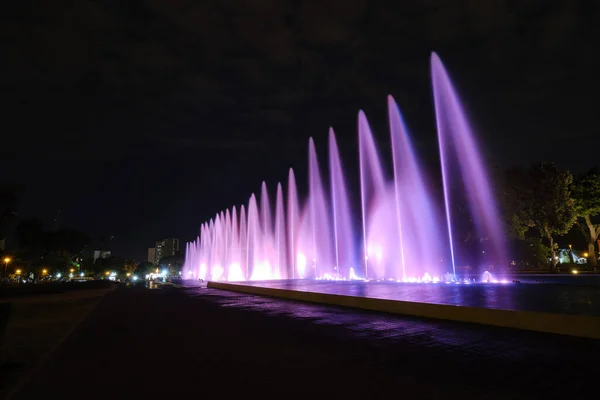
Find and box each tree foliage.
[503,162,577,268]
[572,171,600,267]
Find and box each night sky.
[2,1,598,260]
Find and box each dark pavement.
[9,285,600,399]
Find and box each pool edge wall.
[206,281,600,340]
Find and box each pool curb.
[207,281,600,339]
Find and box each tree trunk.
[545,226,557,270]
[584,215,599,268]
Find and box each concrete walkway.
[9,286,600,399]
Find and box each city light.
[42,269,48,275]
[3,257,10,263]
[583,252,589,258]
[16,269,22,274]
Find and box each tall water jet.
[246,194,261,279]
[259,182,275,278]
[229,206,244,281]
[358,111,389,279]
[275,182,287,279]
[308,138,335,278]
[388,96,448,279]
[287,168,299,279]
[431,52,506,274]
[239,205,247,279]
[212,214,224,280]
[225,208,232,279]
[328,128,356,278]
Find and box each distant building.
[152,238,179,265]
[163,238,180,259]
[148,248,156,264]
[93,250,111,263]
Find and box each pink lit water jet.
[182,52,506,284]
[329,129,356,279]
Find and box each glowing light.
[296,253,307,279]
[251,261,273,281]
[211,265,224,281]
[349,267,360,280]
[228,263,244,281]
[572,270,579,274]
[16,269,21,274]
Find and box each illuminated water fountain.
[183,52,505,283]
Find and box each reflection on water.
[233,279,600,316]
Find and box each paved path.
[10,286,600,399]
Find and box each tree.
[504,162,577,269]
[572,171,600,267]
[136,261,154,277]
[123,260,139,275]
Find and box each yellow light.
[572,270,579,274]
[3,257,10,263]
[583,252,589,258]
[105,271,110,276]
[155,268,159,273]
[16,269,21,274]
[70,268,75,273]
[126,272,131,277]
[42,269,48,274]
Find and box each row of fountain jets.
[183,53,506,283]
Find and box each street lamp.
[3,257,11,278]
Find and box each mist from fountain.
[182,52,506,283]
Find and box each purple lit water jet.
[287,169,299,279]
[182,52,506,284]
[431,53,506,274]
[358,111,388,280]
[329,129,356,279]
[308,137,335,279]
